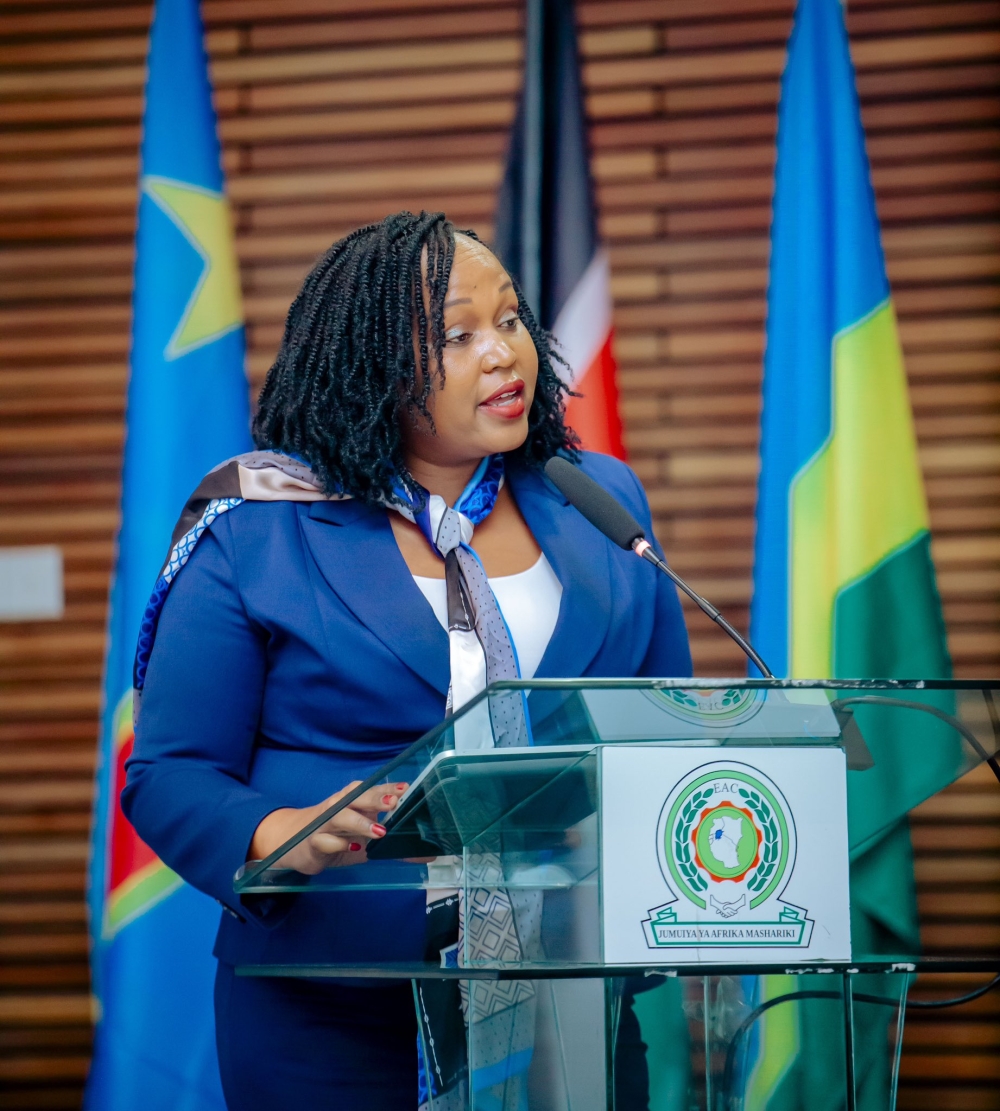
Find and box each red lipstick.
[479,379,525,420]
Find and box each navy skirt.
[214,962,417,1110]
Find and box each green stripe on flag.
[834,531,949,680]
[836,532,959,861]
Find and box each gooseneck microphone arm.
[630,537,774,678]
[544,456,774,679]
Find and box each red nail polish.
[349,842,362,852]
[371,824,387,837]
[396,784,407,791]
[382,794,395,806]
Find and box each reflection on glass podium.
[234,679,1000,1111]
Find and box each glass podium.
[234,680,1000,1111]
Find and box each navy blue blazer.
[123,452,692,969]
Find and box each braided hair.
[253,210,579,504]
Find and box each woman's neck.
[405,454,485,506]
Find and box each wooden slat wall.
[1,0,998,1107]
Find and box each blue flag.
[86,0,250,1105]
[743,1,954,1105]
[749,0,952,913]
[750,0,948,698]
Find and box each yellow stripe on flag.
[789,300,929,677]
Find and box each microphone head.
[544,456,646,550]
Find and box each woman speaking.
[123,211,691,1109]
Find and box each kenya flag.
[494,0,624,458]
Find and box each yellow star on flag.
[143,175,243,360]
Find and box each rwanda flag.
[86,0,250,1106]
[747,0,961,1106]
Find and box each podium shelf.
[235,956,1000,980]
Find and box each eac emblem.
[643,761,814,948]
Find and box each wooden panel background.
[1,0,998,1106]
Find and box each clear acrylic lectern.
[234,680,1000,1111]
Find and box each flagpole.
[519,0,543,317]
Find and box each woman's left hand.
[248,780,407,874]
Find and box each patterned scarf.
[132,451,538,1111]
[393,456,538,1111]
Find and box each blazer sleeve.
[622,465,694,679]
[122,516,285,921]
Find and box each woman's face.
[404,234,539,470]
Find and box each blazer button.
[217,899,246,923]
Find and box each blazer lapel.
[301,499,450,696]
[508,465,613,680]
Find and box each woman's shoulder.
[209,497,382,583]
[172,498,322,597]
[188,496,297,557]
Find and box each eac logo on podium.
[600,746,851,965]
[643,762,812,949]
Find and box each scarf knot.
[397,453,505,559]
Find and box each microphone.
[544,456,774,678]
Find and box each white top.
[413,552,562,681]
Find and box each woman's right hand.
[248,780,408,874]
